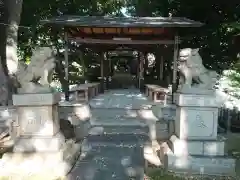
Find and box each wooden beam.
[68,37,180,45]
[64,32,69,101]
[172,35,180,93]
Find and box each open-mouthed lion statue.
[16,47,56,94]
[177,48,219,92]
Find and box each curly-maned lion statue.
[177,48,219,92]
[16,47,56,94]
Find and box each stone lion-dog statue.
[16,47,56,93]
[177,48,219,92]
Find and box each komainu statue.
[16,47,56,94]
[177,48,219,93]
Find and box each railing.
[218,107,240,132]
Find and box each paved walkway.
[89,89,154,109]
[67,89,156,180]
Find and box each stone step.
[91,108,156,120]
[90,117,147,127]
[160,142,236,176]
[84,134,151,147]
[68,144,145,180]
[88,125,149,136]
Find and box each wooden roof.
[41,15,204,28]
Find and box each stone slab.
[169,135,225,156]
[13,93,61,106]
[90,117,146,127]
[16,105,60,136]
[91,108,157,121]
[13,132,64,152]
[174,93,219,107]
[162,143,236,176]
[175,107,218,140]
[89,125,149,136]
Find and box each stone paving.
[67,89,155,180]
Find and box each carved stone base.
[161,142,236,176]
[169,135,226,156]
[0,141,81,178]
[13,132,65,152]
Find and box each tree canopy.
[0,0,240,95]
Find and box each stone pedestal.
[12,93,63,152]
[0,93,81,178]
[162,92,236,176]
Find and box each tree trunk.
[0,0,10,105]
[5,0,23,104]
[6,0,23,75]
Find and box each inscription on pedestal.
[18,106,59,136]
[177,107,218,140]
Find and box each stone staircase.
[68,115,148,179]
[67,102,165,180]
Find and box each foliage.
[125,1,240,73]
[4,0,239,86]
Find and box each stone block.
[169,135,225,156]
[203,137,225,156]
[168,120,175,136]
[74,120,91,140]
[13,132,64,152]
[152,104,176,120]
[174,93,219,107]
[0,106,16,121]
[13,93,61,106]
[156,121,169,140]
[162,143,236,176]
[169,135,204,156]
[175,107,218,140]
[59,102,91,125]
[16,105,60,136]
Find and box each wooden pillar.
[100,52,104,93]
[139,52,144,92]
[160,55,164,81]
[172,35,180,92]
[143,52,148,78]
[155,48,161,83]
[105,52,110,89]
[79,50,85,78]
[64,32,69,101]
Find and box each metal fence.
[218,107,240,132]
